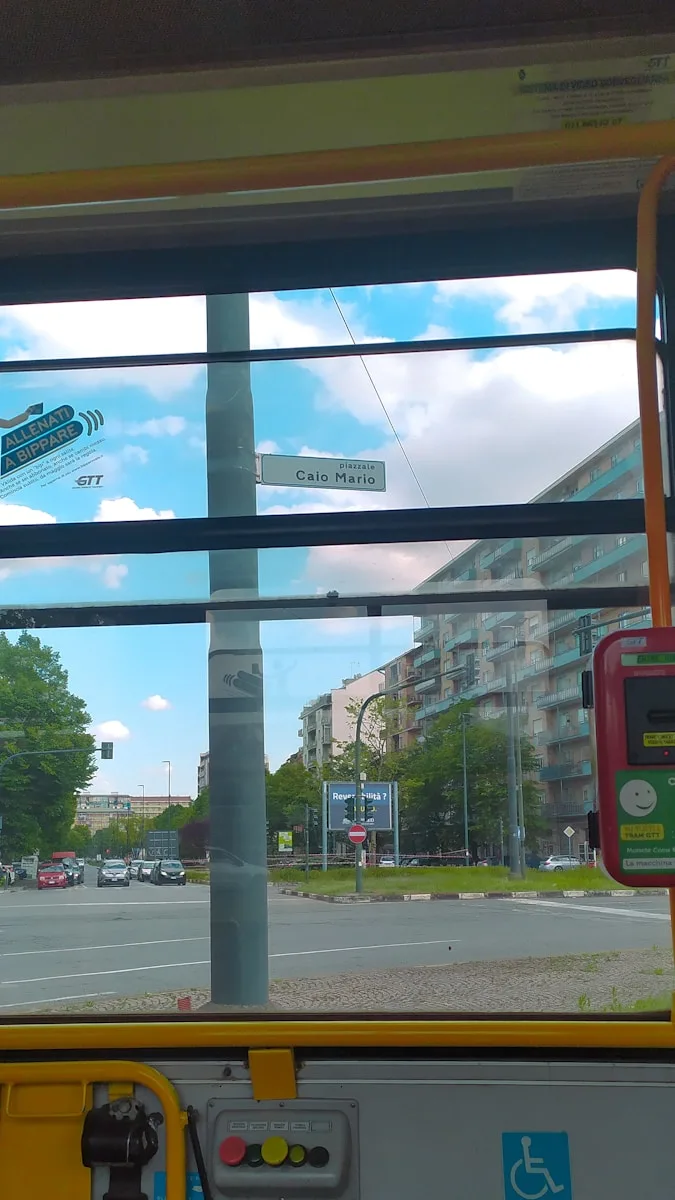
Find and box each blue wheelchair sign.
[502,1132,572,1200]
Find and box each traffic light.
[364,797,377,824]
[100,742,113,760]
[344,794,356,822]
[577,614,593,657]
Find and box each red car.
[37,862,68,890]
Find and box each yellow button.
[289,1144,306,1166]
[261,1136,288,1166]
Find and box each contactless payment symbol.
[502,1133,572,1200]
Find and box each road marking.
[0,939,454,988]
[0,991,116,1009]
[0,936,210,959]
[515,898,670,920]
[1,899,209,912]
[270,939,453,959]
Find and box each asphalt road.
[0,867,671,1009]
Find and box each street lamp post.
[461,711,471,865]
[138,784,145,850]
[162,760,172,847]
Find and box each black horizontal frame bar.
[0,499,652,561]
[0,327,639,376]
[0,586,653,630]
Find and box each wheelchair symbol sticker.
[502,1133,572,1200]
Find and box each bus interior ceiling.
[2,6,675,1200]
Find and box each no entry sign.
[348,823,367,845]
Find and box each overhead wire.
[328,286,456,560]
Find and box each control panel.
[594,626,675,885]
[209,1101,357,1197]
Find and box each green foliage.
[69,824,93,855]
[263,757,321,850]
[0,632,96,858]
[396,704,545,855]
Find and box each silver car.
[138,860,156,882]
[538,855,581,873]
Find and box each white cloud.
[95,719,131,741]
[434,269,635,334]
[0,499,56,526]
[256,439,281,454]
[142,694,172,711]
[103,563,128,589]
[94,497,176,522]
[120,445,149,465]
[128,416,186,437]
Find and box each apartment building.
[381,648,421,751]
[74,792,193,833]
[197,752,210,795]
[299,669,385,769]
[408,417,649,852]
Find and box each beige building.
[299,669,385,769]
[75,792,192,833]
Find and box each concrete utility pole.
[205,294,268,1006]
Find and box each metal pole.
[354,700,366,894]
[304,803,310,884]
[393,781,400,867]
[461,712,470,866]
[321,781,328,871]
[512,656,526,875]
[206,293,267,1006]
[138,784,145,851]
[505,657,523,878]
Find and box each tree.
[265,758,321,848]
[0,633,96,858]
[69,824,93,856]
[399,705,544,857]
[328,693,408,782]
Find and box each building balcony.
[536,721,590,746]
[542,800,588,819]
[522,647,580,678]
[570,535,644,584]
[528,536,584,571]
[566,447,642,502]
[481,674,507,695]
[415,676,439,694]
[535,609,598,638]
[414,618,438,643]
[413,648,440,669]
[536,685,583,709]
[482,611,518,631]
[485,638,520,661]
[480,538,521,569]
[415,696,454,721]
[443,626,479,651]
[539,759,593,781]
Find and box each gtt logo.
[76,474,103,487]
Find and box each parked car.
[11,862,27,880]
[378,856,396,867]
[37,862,68,890]
[128,859,145,879]
[538,855,581,873]
[138,861,156,882]
[151,859,186,886]
[97,859,130,888]
[62,859,84,885]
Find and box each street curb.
[277,887,667,903]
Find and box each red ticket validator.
[594,627,675,886]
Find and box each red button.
[220,1136,247,1166]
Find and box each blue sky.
[0,271,639,789]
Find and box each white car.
[538,855,581,873]
[379,856,396,867]
[129,860,145,879]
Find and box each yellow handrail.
[0,1060,186,1200]
[1,119,675,210]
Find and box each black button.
[246,1143,263,1167]
[308,1146,330,1168]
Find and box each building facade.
[299,669,385,769]
[410,417,650,854]
[197,752,210,794]
[75,793,192,833]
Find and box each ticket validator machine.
[594,627,675,886]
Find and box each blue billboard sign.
[327,781,392,832]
